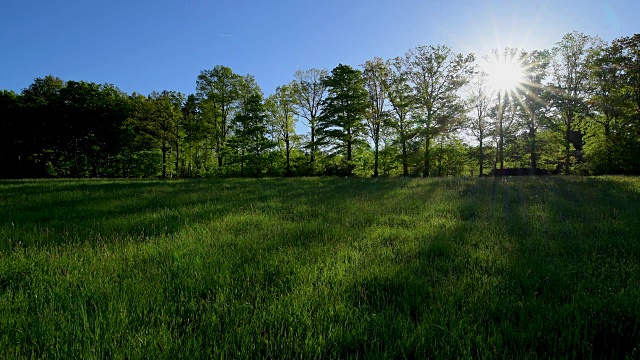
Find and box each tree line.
[1,31,639,179]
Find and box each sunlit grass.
[1,176,639,358]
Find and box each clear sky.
[1,0,638,97]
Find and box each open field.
[1,176,640,359]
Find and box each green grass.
[1,176,640,359]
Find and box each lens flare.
[484,57,524,93]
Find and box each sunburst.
[483,52,525,94]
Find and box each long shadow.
[1,177,414,250]
[460,176,639,358]
[330,176,640,358]
[3,176,639,358]
[0,177,418,356]
[2,180,229,248]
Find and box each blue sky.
[1,0,638,97]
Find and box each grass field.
[1,176,640,359]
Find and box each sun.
[483,54,524,93]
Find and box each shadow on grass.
[330,176,640,358]
[1,177,413,250]
[458,177,638,358]
[2,176,639,358]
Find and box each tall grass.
[1,176,639,359]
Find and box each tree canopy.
[2,31,640,178]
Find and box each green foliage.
[196,65,243,171]
[229,77,274,177]
[580,36,640,175]
[18,75,66,177]
[148,91,184,178]
[385,56,419,177]
[351,144,374,177]
[1,177,640,358]
[11,77,134,178]
[319,64,370,175]
[407,45,475,177]
[432,136,473,176]
[613,34,640,118]
[266,83,298,176]
[518,49,553,170]
[362,57,389,177]
[549,32,604,174]
[293,68,327,173]
[180,94,209,177]
[581,131,640,175]
[0,90,23,178]
[378,144,402,177]
[2,32,640,179]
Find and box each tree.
[492,91,521,171]
[407,45,475,177]
[149,91,183,178]
[385,56,418,176]
[231,75,273,177]
[54,80,95,176]
[171,93,186,177]
[181,94,207,177]
[123,93,163,177]
[20,75,66,177]
[520,50,552,170]
[0,90,22,178]
[293,68,327,172]
[55,81,131,177]
[362,57,389,177]
[549,31,603,174]
[433,134,471,176]
[614,34,640,122]
[266,83,297,176]
[613,34,640,171]
[465,72,494,176]
[318,64,370,176]
[583,36,640,174]
[484,48,528,172]
[196,66,242,170]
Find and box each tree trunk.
[402,139,408,177]
[162,141,167,178]
[373,133,379,178]
[255,140,261,178]
[498,92,505,171]
[216,136,223,168]
[310,124,316,169]
[346,126,353,175]
[347,140,353,175]
[564,115,572,175]
[285,134,292,177]
[423,136,431,178]
[219,118,226,169]
[438,139,445,176]
[423,111,432,178]
[240,148,244,177]
[91,163,97,178]
[175,141,179,178]
[493,144,499,176]
[499,120,504,170]
[529,127,537,170]
[605,122,612,170]
[479,137,484,176]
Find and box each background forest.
[1,31,639,179]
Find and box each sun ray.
[483,51,525,93]
[480,49,552,120]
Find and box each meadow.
[1,176,639,359]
